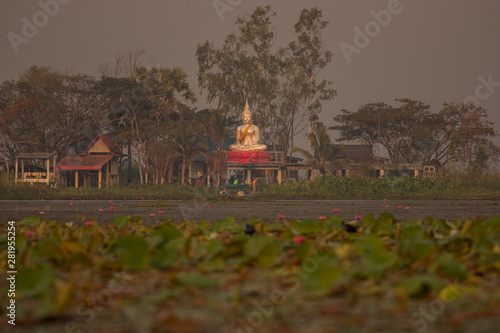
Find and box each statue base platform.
[226,151,269,164]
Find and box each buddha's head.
[242,100,252,125]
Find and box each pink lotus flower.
[472,200,476,202]
[108,200,112,203]
[386,205,389,208]
[317,200,321,202]
[397,206,402,209]
[208,205,212,208]
[34,208,38,211]
[99,209,103,212]
[149,213,155,217]
[293,236,306,244]
[405,206,410,210]
[41,199,44,201]
[278,214,285,219]
[333,209,339,213]
[69,203,73,206]
[355,216,362,221]
[112,203,116,206]
[85,221,95,226]
[158,211,164,214]
[318,216,327,220]
[381,204,385,207]
[25,231,36,238]
[39,211,44,215]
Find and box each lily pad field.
[1,200,500,333]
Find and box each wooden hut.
[332,145,387,177]
[15,152,57,185]
[55,134,122,188]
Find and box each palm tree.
[131,66,197,184]
[292,123,349,176]
[203,109,229,186]
[175,126,208,185]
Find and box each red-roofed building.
[55,134,122,188]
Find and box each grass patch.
[255,174,500,200]
[0,181,212,201]
[2,170,500,201]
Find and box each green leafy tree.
[174,126,208,185]
[332,99,498,167]
[196,6,277,143]
[447,103,497,167]
[99,49,150,183]
[109,66,196,184]
[0,66,108,158]
[289,7,336,154]
[197,6,336,156]
[292,123,346,175]
[332,99,432,164]
[331,102,389,153]
[201,109,229,186]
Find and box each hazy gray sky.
[2,0,500,149]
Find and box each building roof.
[17,152,55,159]
[334,145,373,159]
[22,165,48,172]
[80,134,122,156]
[55,155,114,171]
[286,156,304,163]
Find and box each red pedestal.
[226,151,269,164]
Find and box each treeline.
[332,99,498,168]
[0,6,336,185]
[1,5,498,187]
[0,64,212,185]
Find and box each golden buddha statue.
[230,101,267,151]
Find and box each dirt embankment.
[1,199,499,224]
